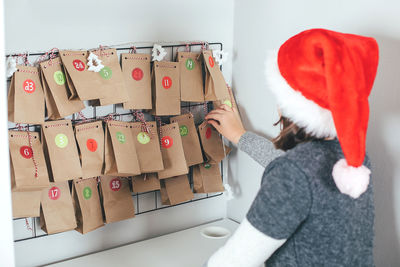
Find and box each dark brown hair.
[272,116,321,151]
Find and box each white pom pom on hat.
[266,28,379,199]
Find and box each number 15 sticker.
[110,178,121,191]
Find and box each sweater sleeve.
[204,217,286,267]
[237,132,285,168]
[246,157,312,239]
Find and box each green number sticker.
[99,66,112,79]
[179,125,189,136]
[83,186,92,200]
[137,132,150,145]
[116,132,126,144]
[185,58,195,70]
[53,71,66,85]
[204,163,211,169]
[223,100,232,108]
[55,134,68,148]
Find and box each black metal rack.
[9,42,227,242]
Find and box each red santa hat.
[266,28,379,199]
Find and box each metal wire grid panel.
[10,42,226,242]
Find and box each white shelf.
[46,218,239,267]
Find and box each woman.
[203,29,379,267]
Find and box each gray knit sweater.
[238,132,375,267]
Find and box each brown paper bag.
[12,190,42,218]
[75,121,104,178]
[193,163,224,193]
[121,53,152,109]
[8,65,45,124]
[213,86,243,128]
[130,121,164,173]
[60,50,106,101]
[157,123,188,179]
[91,48,129,106]
[132,173,161,193]
[170,114,203,167]
[151,61,181,115]
[40,57,85,119]
[9,130,50,191]
[177,52,204,102]
[104,121,141,176]
[40,181,77,234]
[42,120,82,181]
[72,178,104,234]
[198,121,226,163]
[160,175,194,205]
[99,176,135,223]
[202,50,230,101]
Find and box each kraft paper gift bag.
[40,181,77,234]
[121,53,152,109]
[12,190,42,218]
[9,130,50,191]
[99,176,135,223]
[160,175,194,205]
[132,173,161,193]
[193,163,224,193]
[8,65,45,124]
[130,121,163,173]
[151,61,181,115]
[177,52,204,102]
[42,120,82,181]
[90,48,129,106]
[198,121,226,163]
[72,178,104,234]
[213,86,243,128]
[170,114,203,167]
[40,57,85,119]
[157,123,188,179]
[60,50,106,101]
[75,121,104,178]
[202,50,230,101]
[104,121,141,176]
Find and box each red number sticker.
[208,56,215,68]
[73,59,85,71]
[132,68,144,81]
[20,146,33,159]
[161,136,173,148]
[23,79,35,93]
[110,178,121,191]
[86,138,98,152]
[48,186,61,200]
[206,127,212,139]
[162,76,172,89]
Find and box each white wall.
[4,0,234,266]
[229,1,400,266]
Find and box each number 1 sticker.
[23,79,35,93]
[48,186,60,200]
[86,139,98,152]
[110,178,121,191]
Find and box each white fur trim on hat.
[265,50,337,138]
[332,159,371,198]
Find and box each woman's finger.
[207,120,221,132]
[219,104,233,112]
[205,113,224,122]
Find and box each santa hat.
[266,28,379,199]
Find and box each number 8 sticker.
[48,186,60,200]
[23,79,35,93]
[110,178,121,191]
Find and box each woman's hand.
[205,104,246,145]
